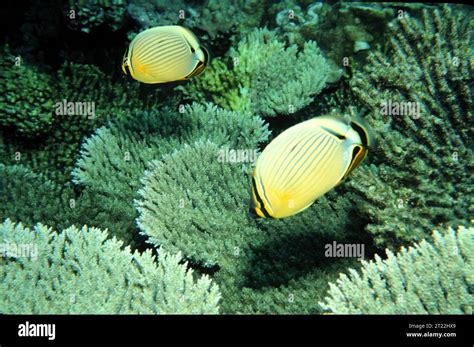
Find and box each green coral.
[136,140,370,313]
[0,58,162,241]
[0,163,117,239]
[136,141,258,268]
[0,164,68,228]
[320,225,473,314]
[72,103,270,246]
[0,59,160,184]
[0,46,55,137]
[65,0,126,33]
[180,28,332,117]
[0,219,220,314]
[345,5,474,248]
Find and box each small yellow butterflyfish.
[122,25,209,84]
[249,114,374,219]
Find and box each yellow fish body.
[250,114,373,219]
[122,25,209,84]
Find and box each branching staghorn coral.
[180,28,332,117]
[0,58,164,240]
[345,5,474,248]
[0,219,220,314]
[136,140,371,313]
[320,225,473,314]
[136,141,258,268]
[72,103,270,246]
[0,164,68,228]
[0,163,117,238]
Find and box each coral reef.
[0,164,66,226]
[180,28,333,116]
[270,1,323,47]
[269,1,439,66]
[0,164,69,228]
[127,0,266,42]
[193,0,266,40]
[65,0,127,33]
[72,103,269,246]
[0,46,55,138]
[0,1,472,316]
[127,0,191,29]
[0,219,220,314]
[320,225,473,314]
[0,163,122,243]
[136,140,371,313]
[346,5,474,248]
[0,58,161,183]
[269,0,396,67]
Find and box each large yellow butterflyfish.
[250,114,374,219]
[122,25,209,84]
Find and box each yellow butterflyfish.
[250,114,374,219]
[122,25,209,84]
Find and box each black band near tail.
[351,121,369,147]
[124,62,132,76]
[252,177,272,218]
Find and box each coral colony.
[0,1,472,314]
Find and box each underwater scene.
[0,0,472,315]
